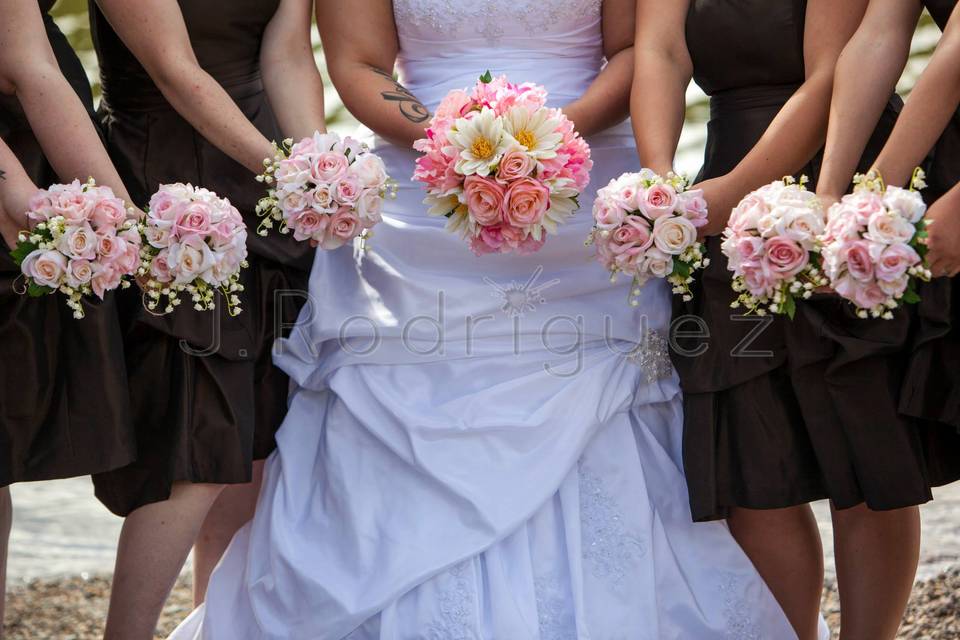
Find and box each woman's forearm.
[630,49,690,174]
[818,0,921,198]
[565,48,634,138]
[873,8,960,187]
[329,61,429,148]
[0,139,38,230]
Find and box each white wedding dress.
[170,1,809,638]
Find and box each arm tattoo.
[370,66,430,124]
[0,169,5,181]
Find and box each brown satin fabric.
[679,0,960,522]
[0,5,134,487]
[88,0,313,514]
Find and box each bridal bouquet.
[588,170,708,305]
[138,183,248,316]
[255,131,394,249]
[11,179,140,319]
[819,170,930,319]
[413,71,592,256]
[723,177,827,318]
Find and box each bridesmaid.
[819,0,960,440]
[0,0,138,632]
[88,0,325,637]
[632,1,951,638]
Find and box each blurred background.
[5,3,959,639]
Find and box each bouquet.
[255,131,394,249]
[138,183,248,316]
[413,71,592,256]
[723,176,827,318]
[588,170,709,305]
[11,179,140,319]
[819,170,931,319]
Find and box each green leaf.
[783,293,797,320]
[673,260,691,279]
[9,240,38,266]
[26,282,52,297]
[479,70,493,84]
[902,285,921,305]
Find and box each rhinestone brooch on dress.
[626,329,673,383]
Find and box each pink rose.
[174,202,213,237]
[496,150,536,183]
[730,194,769,232]
[115,242,140,275]
[865,211,915,245]
[613,183,642,212]
[764,236,808,278]
[349,154,389,189]
[90,197,127,229]
[51,190,95,224]
[593,198,627,230]
[290,209,329,242]
[878,275,909,297]
[321,208,360,249]
[91,263,122,299]
[639,246,674,279]
[652,215,698,255]
[849,192,884,225]
[279,190,309,216]
[741,262,776,298]
[145,225,172,249]
[677,189,709,227]
[97,230,124,260]
[835,275,887,310]
[470,226,505,255]
[464,176,506,226]
[27,249,67,287]
[66,259,94,287]
[502,178,550,227]
[27,192,55,222]
[168,236,215,284]
[275,157,312,191]
[639,184,678,219]
[150,249,174,283]
[356,189,383,225]
[148,190,179,224]
[58,223,98,260]
[311,152,350,183]
[334,176,363,204]
[735,236,764,265]
[875,243,920,282]
[311,184,337,213]
[843,240,875,282]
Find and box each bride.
[172,0,808,637]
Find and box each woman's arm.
[0,138,38,246]
[872,2,960,187]
[95,0,275,173]
[563,0,636,138]
[316,0,428,148]
[0,0,133,203]
[261,0,326,139]
[817,0,923,204]
[696,0,870,236]
[924,182,960,277]
[630,0,692,175]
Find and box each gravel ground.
[4,569,960,639]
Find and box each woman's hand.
[924,186,960,278]
[0,139,38,248]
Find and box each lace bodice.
[392,0,605,108]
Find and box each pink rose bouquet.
[138,183,248,315]
[819,170,931,319]
[255,131,394,249]
[588,170,708,305]
[413,71,592,256]
[11,178,140,319]
[722,176,827,318]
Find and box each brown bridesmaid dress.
[89,0,314,516]
[899,0,960,441]
[677,0,960,522]
[0,0,134,487]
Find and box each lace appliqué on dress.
[424,561,478,640]
[394,0,602,41]
[578,463,646,587]
[626,329,673,383]
[719,572,761,640]
[534,575,578,640]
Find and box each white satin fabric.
[170,1,808,638]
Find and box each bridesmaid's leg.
[103,482,225,640]
[728,505,824,640]
[192,460,265,605]
[0,486,10,640]
[830,504,919,640]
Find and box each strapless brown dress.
[678,0,960,522]
[89,0,315,516]
[899,0,960,438]
[0,0,134,487]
